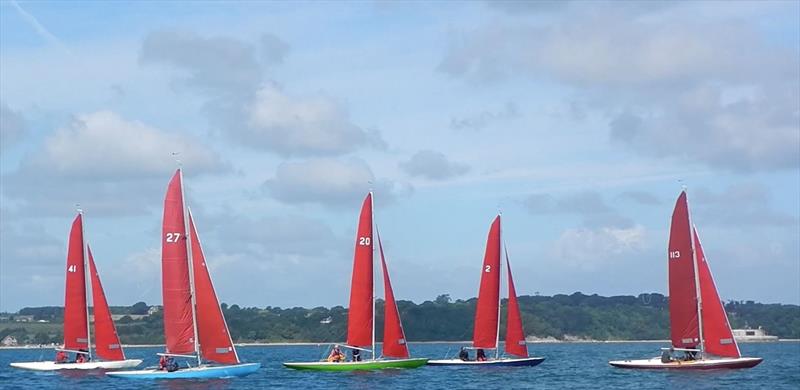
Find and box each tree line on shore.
[2,292,798,345]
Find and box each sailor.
[458,347,469,361]
[166,356,178,372]
[476,348,487,362]
[328,345,345,363]
[75,351,87,363]
[352,348,361,362]
[159,355,168,370]
[55,350,68,363]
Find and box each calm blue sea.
[0,342,797,389]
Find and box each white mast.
[78,207,93,360]
[494,213,502,360]
[370,191,376,361]
[685,187,705,356]
[179,167,202,366]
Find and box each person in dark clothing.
[352,349,361,362]
[165,356,178,372]
[458,347,469,361]
[476,349,487,361]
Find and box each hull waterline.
[106,362,260,379]
[283,358,428,371]
[427,357,545,367]
[609,357,762,370]
[9,359,143,371]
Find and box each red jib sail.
[504,249,528,358]
[64,214,89,351]
[161,169,196,355]
[668,191,700,349]
[188,211,239,364]
[87,247,125,361]
[474,215,501,349]
[694,228,741,358]
[377,231,409,359]
[347,193,374,348]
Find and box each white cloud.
[0,102,26,150]
[243,85,384,156]
[399,150,470,181]
[551,225,647,270]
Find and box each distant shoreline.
[2,339,797,350]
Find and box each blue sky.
[1,0,798,312]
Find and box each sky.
[0,0,798,312]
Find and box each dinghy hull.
[10,359,143,371]
[106,362,260,379]
[609,357,763,370]
[283,358,428,371]
[427,357,545,367]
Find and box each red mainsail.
[473,215,501,349]
[694,228,741,358]
[377,231,409,359]
[347,193,374,348]
[668,191,700,349]
[87,247,125,361]
[63,214,89,351]
[188,211,239,364]
[504,250,528,358]
[161,169,196,355]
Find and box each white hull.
[9,359,143,371]
[427,357,545,367]
[106,362,260,379]
[609,356,763,370]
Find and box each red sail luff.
[87,247,125,361]
[347,193,374,348]
[63,214,89,351]
[504,252,528,358]
[694,228,741,358]
[473,215,501,349]
[188,211,239,364]
[161,169,196,354]
[377,232,409,359]
[668,191,700,349]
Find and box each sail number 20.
[358,237,371,246]
[165,233,182,243]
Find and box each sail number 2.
[358,237,371,246]
[669,250,681,259]
[485,265,491,273]
[165,233,182,243]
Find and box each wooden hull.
[9,359,143,371]
[283,358,428,371]
[427,357,545,367]
[609,357,763,370]
[106,362,260,379]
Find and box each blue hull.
[106,363,260,379]
[427,357,545,367]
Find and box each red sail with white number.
[504,250,528,358]
[694,228,741,358]
[63,214,89,352]
[88,247,125,361]
[473,215,501,349]
[347,193,374,348]
[668,191,699,349]
[188,211,239,364]
[377,231,409,359]
[161,169,195,355]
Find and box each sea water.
[0,342,797,389]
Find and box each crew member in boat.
[75,350,89,363]
[159,355,167,370]
[351,349,361,362]
[166,356,179,372]
[327,345,345,363]
[660,348,673,363]
[476,349,487,361]
[55,350,68,364]
[458,347,469,361]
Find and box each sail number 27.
[165,233,182,243]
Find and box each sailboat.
[609,190,763,369]
[10,212,143,371]
[108,169,260,379]
[283,192,428,371]
[428,215,545,367]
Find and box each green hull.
[283,358,428,371]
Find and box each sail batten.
[346,194,374,348]
[473,216,501,349]
[88,247,125,361]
